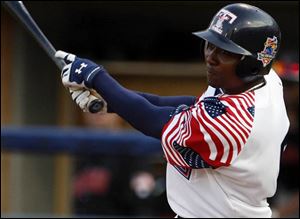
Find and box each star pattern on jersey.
[173,141,211,169]
[247,106,255,117]
[203,97,227,118]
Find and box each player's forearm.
[107,92,196,113]
[92,72,174,139]
[135,92,196,107]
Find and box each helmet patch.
[211,9,237,34]
[257,36,278,67]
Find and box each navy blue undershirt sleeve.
[135,92,196,107]
[91,71,178,139]
[107,92,196,113]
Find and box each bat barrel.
[3,1,65,70]
[2,1,104,113]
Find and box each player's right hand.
[69,88,107,113]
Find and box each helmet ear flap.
[236,56,272,81]
[236,56,259,78]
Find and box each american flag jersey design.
[161,91,255,168]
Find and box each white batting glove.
[69,88,107,113]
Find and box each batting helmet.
[193,3,281,81]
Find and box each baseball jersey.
[161,69,290,217]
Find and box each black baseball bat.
[2,1,104,113]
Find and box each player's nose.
[205,50,218,65]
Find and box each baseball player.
[56,3,290,217]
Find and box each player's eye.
[220,50,231,55]
[206,42,216,51]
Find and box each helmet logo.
[257,36,278,67]
[211,9,237,34]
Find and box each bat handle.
[87,90,106,113]
[88,98,105,113]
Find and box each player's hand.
[55,50,105,89]
[69,88,107,113]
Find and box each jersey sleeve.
[161,91,256,169]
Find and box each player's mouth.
[206,66,220,87]
[206,66,217,76]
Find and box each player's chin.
[207,75,221,88]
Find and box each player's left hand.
[55,50,104,89]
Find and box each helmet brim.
[193,29,253,56]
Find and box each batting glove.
[69,88,107,113]
[55,50,104,89]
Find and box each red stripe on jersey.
[224,107,251,137]
[222,115,246,150]
[197,107,225,164]
[241,93,254,106]
[177,111,191,146]
[185,114,220,167]
[245,91,255,103]
[224,91,254,105]
[162,113,188,167]
[222,98,252,130]
[236,98,253,121]
[199,101,242,165]
[169,114,191,166]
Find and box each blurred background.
[1,1,299,218]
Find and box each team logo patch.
[257,36,278,67]
[211,9,237,34]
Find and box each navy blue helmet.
[193,3,281,81]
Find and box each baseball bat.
[2,1,104,113]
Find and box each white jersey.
[161,69,290,217]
